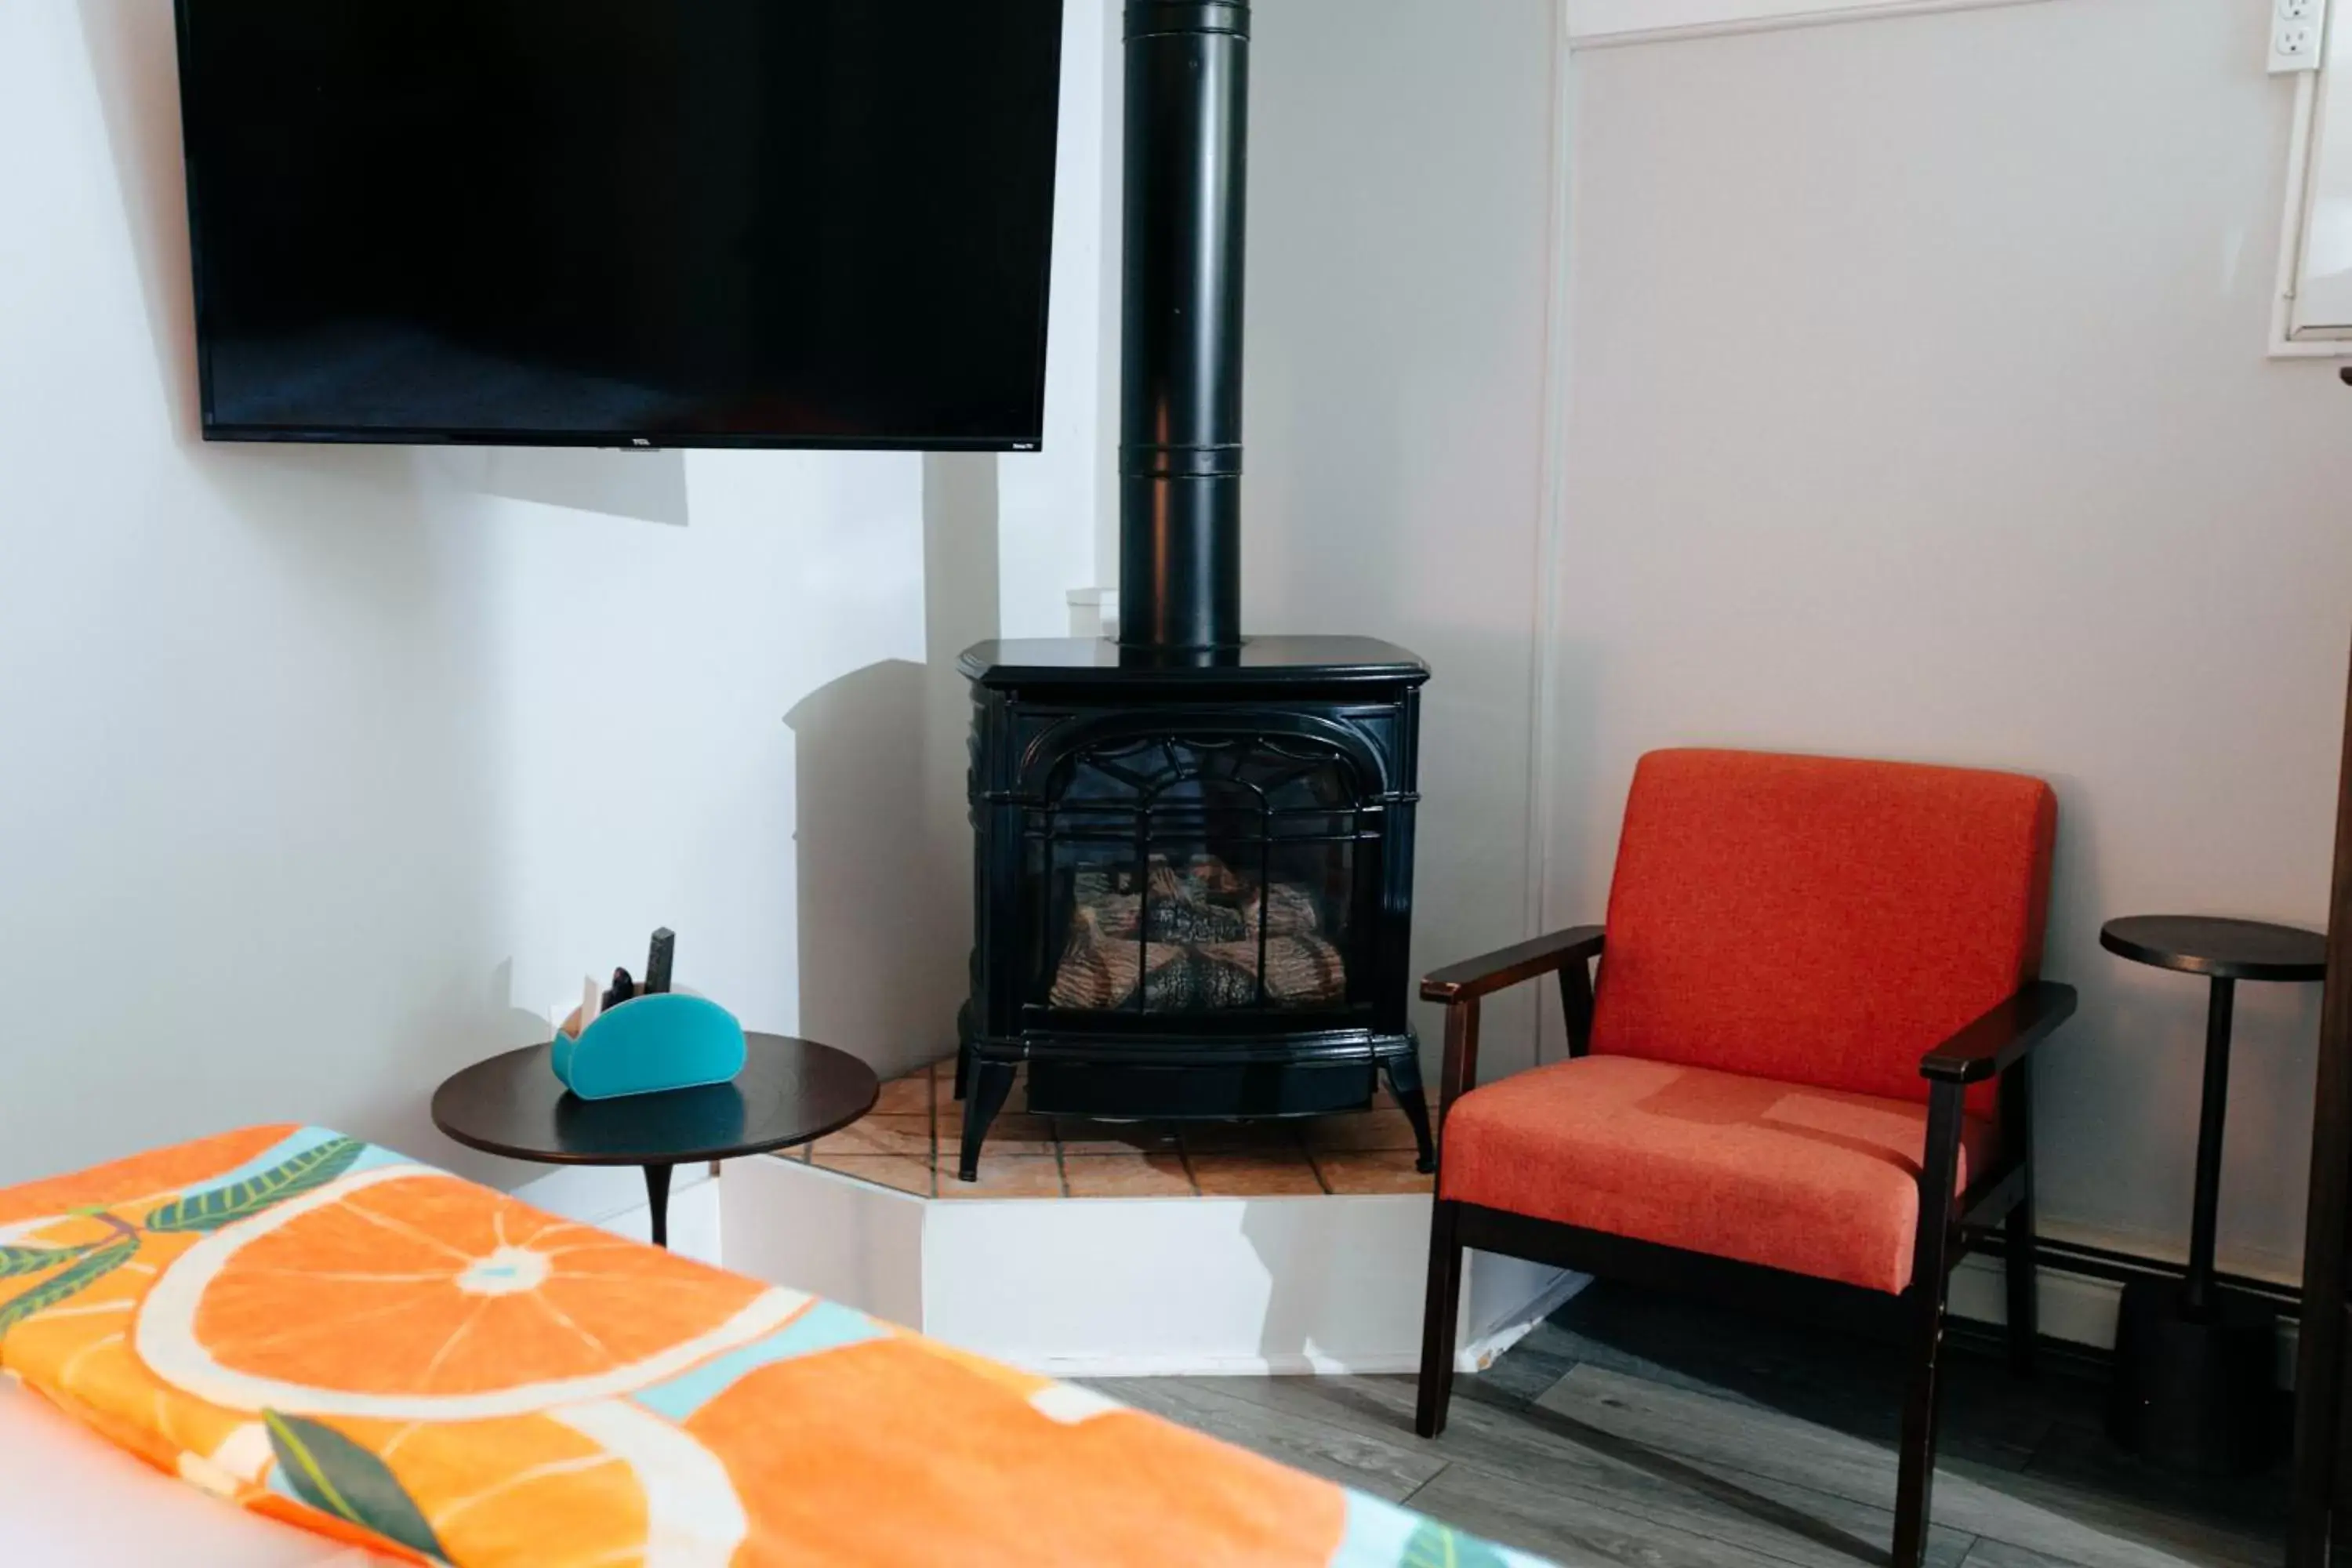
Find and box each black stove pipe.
[1118,0,1247,652]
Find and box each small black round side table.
[2100,915,2325,1475]
[431,1033,877,1248]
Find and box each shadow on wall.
[786,659,964,1082]
[786,453,1002,1083]
[424,446,692,528]
[1240,1200,1352,1370]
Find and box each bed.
[0,1124,1542,1566]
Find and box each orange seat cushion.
[1439,1055,1999,1293]
[1589,749,2056,1118]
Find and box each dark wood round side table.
[431,1033,877,1248]
[2100,915,2326,1475]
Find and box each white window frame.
[1566,0,2051,49]
[2278,3,2352,357]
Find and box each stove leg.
[1385,1055,1437,1174]
[957,1059,1016,1182]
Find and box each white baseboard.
[1948,1253,2118,1348]
[1949,1252,2298,1388]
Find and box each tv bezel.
[169,0,1061,454]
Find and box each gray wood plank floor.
[1090,1282,2289,1568]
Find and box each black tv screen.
[173,1,1063,449]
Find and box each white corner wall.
[1555,0,2352,1278]
[1247,0,1568,1073]
[0,2,1053,1187]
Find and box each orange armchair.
[1414,749,2074,1568]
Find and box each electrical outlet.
[2282,0,2317,20]
[2274,16,2322,73]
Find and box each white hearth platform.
[719,1153,1581,1379]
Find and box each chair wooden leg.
[1893,1084,1965,1568]
[2005,1191,2038,1378]
[1893,1282,1947,1568]
[1415,1200,1464,1439]
[2003,1055,2038,1377]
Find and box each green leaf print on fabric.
[264,1410,448,1561]
[0,1237,137,1338]
[0,1243,87,1279]
[146,1136,364,1233]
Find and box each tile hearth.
[783,1057,1434,1201]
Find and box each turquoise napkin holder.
[551,993,746,1101]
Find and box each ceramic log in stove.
[953,0,1432,1179]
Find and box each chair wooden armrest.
[1421,926,1605,1125]
[1421,925,1605,1004]
[1916,982,2078,1085]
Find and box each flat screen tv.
[173,1,1064,450]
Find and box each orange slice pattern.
[136,1167,800,1421]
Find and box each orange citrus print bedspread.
[0,1127,1546,1567]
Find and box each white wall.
[1555,0,2352,1277]
[996,0,1116,637]
[1247,0,1567,1075]
[0,0,1028,1186]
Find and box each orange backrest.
[1587,749,2056,1114]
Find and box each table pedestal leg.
[2107,975,2276,1474]
[2183,977,2236,1317]
[644,1163,673,1250]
